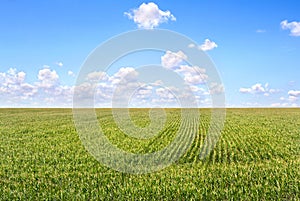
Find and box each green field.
[0,108,299,200]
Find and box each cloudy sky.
[0,0,299,107]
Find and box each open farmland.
[0,108,299,200]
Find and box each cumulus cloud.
[161,50,187,69]
[0,62,213,107]
[124,2,176,29]
[288,90,300,97]
[82,65,207,107]
[0,67,76,107]
[137,85,153,97]
[156,87,175,99]
[239,88,251,93]
[68,71,75,77]
[239,83,276,95]
[188,43,196,48]
[75,67,142,107]
[0,68,26,86]
[199,39,218,51]
[37,67,73,106]
[188,39,218,51]
[288,95,298,102]
[286,90,300,103]
[276,91,300,105]
[86,71,109,82]
[209,82,225,95]
[189,85,207,93]
[110,67,139,85]
[37,68,59,88]
[113,67,138,79]
[160,50,209,86]
[251,83,265,93]
[272,92,299,107]
[281,20,300,36]
[159,50,212,104]
[175,65,208,85]
[240,83,266,93]
[56,62,63,67]
[0,68,37,102]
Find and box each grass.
[0,108,299,200]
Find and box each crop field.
[0,108,299,200]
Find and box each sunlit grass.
[0,108,299,200]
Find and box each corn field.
[0,108,299,200]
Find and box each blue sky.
[0,0,300,107]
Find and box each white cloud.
[156,87,175,99]
[152,80,164,86]
[239,83,279,97]
[124,2,176,29]
[0,68,37,101]
[256,29,266,33]
[175,65,206,74]
[0,62,212,107]
[74,82,95,99]
[188,39,218,51]
[68,71,75,77]
[271,102,298,107]
[288,95,298,102]
[271,97,298,107]
[86,71,108,82]
[160,50,209,87]
[56,62,63,67]
[189,85,201,92]
[137,85,153,95]
[113,67,138,79]
[288,90,300,97]
[251,83,265,93]
[161,50,187,69]
[188,43,196,48]
[239,88,251,93]
[110,67,139,85]
[0,67,75,107]
[279,93,299,103]
[281,20,300,36]
[269,89,276,93]
[175,65,208,85]
[239,83,276,95]
[0,68,26,86]
[37,68,59,88]
[199,39,218,51]
[271,103,281,107]
[72,68,137,107]
[209,82,225,95]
